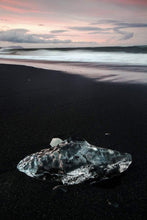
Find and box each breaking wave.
[0,46,147,66]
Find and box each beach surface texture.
[0,63,147,220]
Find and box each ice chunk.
[50,138,63,147]
[17,138,132,185]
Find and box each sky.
[0,0,147,48]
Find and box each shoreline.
[0,58,147,84]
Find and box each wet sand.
[0,58,147,84]
[0,64,147,219]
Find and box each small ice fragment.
[50,138,63,147]
[52,185,67,192]
[105,132,111,136]
[107,199,119,208]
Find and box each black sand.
[0,64,147,220]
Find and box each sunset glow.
[0,0,147,47]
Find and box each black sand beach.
[0,64,147,220]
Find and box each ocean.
[0,46,147,84]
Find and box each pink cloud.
[0,0,42,14]
[0,0,33,7]
[0,4,41,13]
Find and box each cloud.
[69,26,103,31]
[69,20,147,41]
[116,22,147,28]
[113,28,134,40]
[69,26,112,35]
[69,25,114,36]
[0,4,40,13]
[69,24,133,40]
[91,19,118,25]
[90,20,147,40]
[0,29,72,44]
[0,0,42,14]
[111,22,147,40]
[50,30,68,33]
[111,21,147,40]
[0,28,99,46]
[91,20,147,27]
[89,31,111,35]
